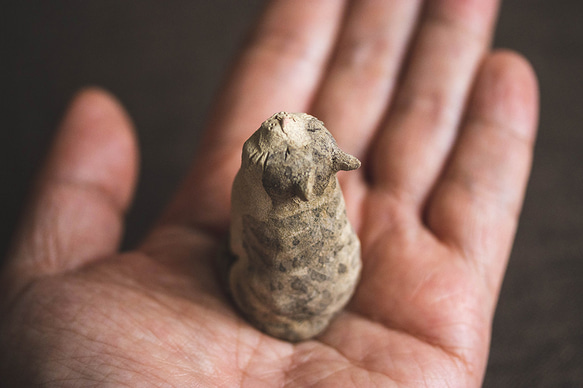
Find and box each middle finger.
[370,0,500,207]
[312,0,423,160]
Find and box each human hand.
[0,0,538,386]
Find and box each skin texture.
[228,112,362,341]
[0,0,539,387]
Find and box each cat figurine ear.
[297,144,361,201]
[333,147,361,172]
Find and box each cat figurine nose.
[280,116,294,128]
[275,112,296,129]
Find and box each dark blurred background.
[1,1,582,386]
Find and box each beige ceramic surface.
[228,112,361,341]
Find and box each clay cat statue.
[227,112,361,341]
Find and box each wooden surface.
[2,1,582,386]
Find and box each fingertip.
[52,86,140,211]
[487,49,538,85]
[66,87,132,128]
[472,50,539,142]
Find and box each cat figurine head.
[243,112,360,202]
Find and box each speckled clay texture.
[227,112,362,342]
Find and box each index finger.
[161,0,347,233]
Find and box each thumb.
[2,88,139,298]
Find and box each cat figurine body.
[227,112,361,341]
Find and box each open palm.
[0,1,538,386]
